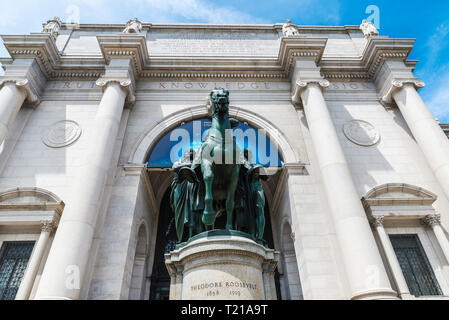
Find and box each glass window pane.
[0,242,35,300]
[389,234,443,297]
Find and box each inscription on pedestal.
[165,235,278,300]
[189,280,258,298]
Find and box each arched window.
[147,117,282,169]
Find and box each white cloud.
[422,66,449,122]
[424,21,449,70]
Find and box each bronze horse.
[196,88,240,229]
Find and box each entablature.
[1,23,417,83]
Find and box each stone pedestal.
[165,231,279,300]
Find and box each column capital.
[422,214,441,227]
[0,57,46,107]
[291,79,330,106]
[369,215,385,229]
[95,78,136,107]
[40,220,56,233]
[382,79,425,105]
[95,58,137,107]
[0,79,40,105]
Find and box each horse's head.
[209,88,230,116]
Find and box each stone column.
[15,221,55,300]
[370,216,411,299]
[423,214,449,264]
[293,80,396,300]
[0,79,38,146]
[35,67,134,299]
[385,80,449,204]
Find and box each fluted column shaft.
[298,81,396,300]
[15,221,55,300]
[392,82,449,204]
[35,81,128,300]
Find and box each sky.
[0,0,448,121]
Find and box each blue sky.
[1,0,448,121]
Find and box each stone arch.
[0,187,65,225]
[363,183,438,205]
[128,221,149,300]
[128,105,300,165]
[0,187,64,205]
[362,183,438,218]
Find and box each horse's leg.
[225,166,239,230]
[201,160,215,227]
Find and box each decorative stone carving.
[42,120,82,148]
[291,79,330,106]
[296,79,330,90]
[369,216,384,229]
[40,221,56,233]
[382,79,426,104]
[42,17,62,39]
[0,79,40,105]
[360,20,379,38]
[343,120,380,147]
[282,19,300,37]
[423,214,441,227]
[122,18,143,34]
[96,78,136,106]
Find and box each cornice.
[320,37,415,81]
[1,33,104,80]
[2,34,61,78]
[1,32,415,82]
[97,34,148,77]
[60,22,364,33]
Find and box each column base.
[34,296,73,300]
[351,288,399,300]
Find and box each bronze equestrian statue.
[197,88,240,229]
[170,88,267,245]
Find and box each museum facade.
[0,17,449,300]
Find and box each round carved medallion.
[343,120,380,147]
[42,120,82,148]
